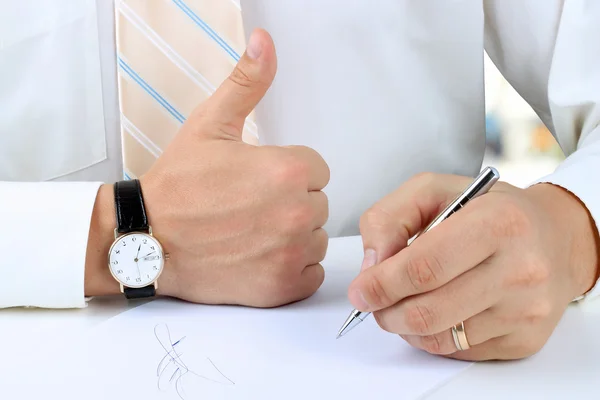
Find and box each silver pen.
[336,166,500,339]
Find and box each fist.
[141,29,330,307]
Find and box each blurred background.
[482,53,563,188]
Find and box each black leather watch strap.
[114,179,155,299]
[123,285,156,299]
[114,179,149,233]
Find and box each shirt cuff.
[0,181,103,309]
[530,134,600,303]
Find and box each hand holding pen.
[337,165,599,361]
[337,167,500,339]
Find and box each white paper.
[19,238,470,400]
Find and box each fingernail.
[349,289,370,311]
[246,30,263,60]
[361,249,377,271]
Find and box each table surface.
[4,236,600,399]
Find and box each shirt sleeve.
[0,181,103,309]
[484,0,600,302]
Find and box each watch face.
[108,233,165,288]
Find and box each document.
[27,238,470,400]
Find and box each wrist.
[137,176,178,297]
[526,183,600,298]
[84,184,121,297]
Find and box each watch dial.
[108,233,164,288]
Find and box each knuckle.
[309,263,326,289]
[365,274,393,309]
[511,338,545,359]
[270,153,309,186]
[420,334,445,355]
[406,254,442,291]
[313,229,329,262]
[360,206,390,233]
[491,198,533,238]
[505,257,550,289]
[525,300,553,324]
[284,203,314,234]
[228,65,255,88]
[359,209,376,233]
[411,171,437,186]
[261,263,326,307]
[298,145,330,183]
[404,303,437,335]
[318,193,330,227]
[276,243,307,267]
[321,159,331,186]
[258,270,298,307]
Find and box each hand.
[135,29,329,307]
[135,244,142,278]
[84,29,329,305]
[135,261,141,280]
[348,172,599,360]
[139,251,156,259]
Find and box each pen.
[336,166,500,339]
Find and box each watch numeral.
[122,241,126,246]
[147,274,150,279]
[132,237,137,242]
[136,278,141,283]
[125,277,130,281]
[143,239,147,244]
[115,250,120,254]
[113,260,118,265]
[150,246,155,250]
[153,266,158,270]
[116,270,123,274]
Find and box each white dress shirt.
[1,0,599,308]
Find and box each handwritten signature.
[154,323,235,399]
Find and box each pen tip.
[336,333,342,339]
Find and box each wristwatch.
[107,179,166,299]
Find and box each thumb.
[194,28,277,140]
[358,173,469,272]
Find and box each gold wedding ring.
[451,321,470,351]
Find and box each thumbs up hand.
[140,29,330,307]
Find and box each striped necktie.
[115,0,258,179]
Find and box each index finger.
[284,145,331,191]
[348,196,500,311]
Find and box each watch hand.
[140,251,156,259]
[136,261,141,280]
[136,244,142,259]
